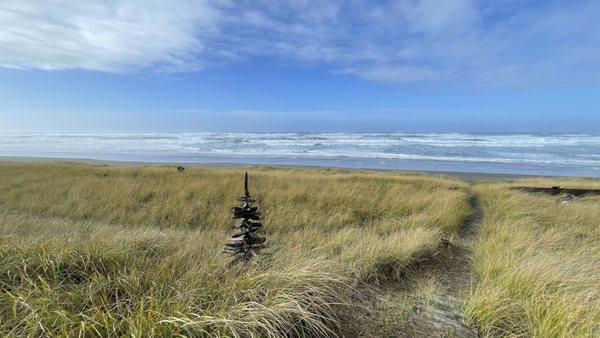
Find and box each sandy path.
[398,187,482,337]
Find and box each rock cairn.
[223,172,267,265]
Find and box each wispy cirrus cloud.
[0,0,599,88]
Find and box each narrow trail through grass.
[396,185,481,337]
[357,183,481,337]
[450,192,483,296]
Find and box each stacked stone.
[223,172,267,264]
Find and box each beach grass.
[0,163,470,336]
[465,179,600,337]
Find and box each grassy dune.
[465,180,600,337]
[0,163,470,336]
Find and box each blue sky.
[0,0,599,133]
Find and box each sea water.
[1,133,599,177]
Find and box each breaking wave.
[1,132,599,175]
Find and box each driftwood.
[223,172,267,265]
[512,186,600,197]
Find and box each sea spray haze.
[1,133,600,176]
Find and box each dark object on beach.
[512,186,600,197]
[223,172,267,265]
[177,166,185,172]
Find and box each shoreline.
[0,155,556,182]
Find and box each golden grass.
[465,179,600,337]
[0,163,470,336]
[0,163,468,232]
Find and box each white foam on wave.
[1,132,599,167]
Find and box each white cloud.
[338,66,445,83]
[0,0,216,72]
[0,0,599,88]
[397,0,481,34]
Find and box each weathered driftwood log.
[233,206,258,212]
[559,194,577,203]
[232,212,261,220]
[245,232,266,245]
[512,186,600,197]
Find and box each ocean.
[1,133,599,177]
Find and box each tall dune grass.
[465,180,600,337]
[0,163,468,232]
[0,163,470,336]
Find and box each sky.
[0,0,599,133]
